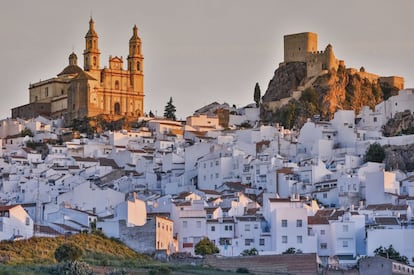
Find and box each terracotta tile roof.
[366,204,394,211]
[38,225,61,236]
[276,167,293,174]
[205,207,218,214]
[328,210,345,220]
[315,209,335,217]
[0,205,17,211]
[268,198,291,203]
[374,217,399,225]
[199,189,221,195]
[223,182,250,191]
[97,158,120,169]
[308,216,329,225]
[174,201,191,207]
[175,191,193,199]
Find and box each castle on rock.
[12,18,144,123]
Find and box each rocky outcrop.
[383,110,414,137]
[261,64,399,128]
[384,144,414,172]
[262,62,307,102]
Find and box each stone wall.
[118,219,156,255]
[203,253,319,275]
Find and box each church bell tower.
[127,25,144,95]
[83,17,101,71]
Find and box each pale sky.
[1,0,413,120]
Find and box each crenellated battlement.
[283,32,339,78]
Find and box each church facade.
[12,18,144,123]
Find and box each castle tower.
[284,32,317,63]
[83,18,101,72]
[127,25,144,95]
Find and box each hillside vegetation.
[0,232,149,266]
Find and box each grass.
[0,232,152,266]
[0,232,240,274]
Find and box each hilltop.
[260,32,402,129]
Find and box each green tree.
[194,237,219,256]
[254,82,261,108]
[374,245,409,265]
[20,128,34,137]
[282,247,302,254]
[364,142,385,163]
[164,97,177,121]
[54,243,83,262]
[241,248,258,256]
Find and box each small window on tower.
[137,62,140,71]
[93,56,97,66]
[115,80,119,90]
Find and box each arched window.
[93,56,97,66]
[114,102,121,115]
[137,61,140,71]
[115,80,119,90]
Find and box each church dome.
[57,52,83,76]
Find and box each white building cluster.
[0,89,413,268]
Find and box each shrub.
[54,243,83,262]
[194,238,219,256]
[52,260,93,275]
[364,142,385,163]
[236,267,250,273]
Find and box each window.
[137,61,140,71]
[245,224,250,231]
[282,236,288,244]
[25,217,30,226]
[45,87,49,97]
[203,163,206,168]
[323,193,327,199]
[259,239,265,246]
[215,173,219,178]
[114,102,121,115]
[342,240,348,248]
[225,225,233,231]
[281,220,287,227]
[342,225,349,232]
[93,56,97,66]
[211,226,215,232]
[320,229,325,235]
[245,239,254,246]
[182,221,187,228]
[215,160,219,166]
[196,221,201,228]
[320,243,327,249]
[254,224,259,230]
[297,235,303,244]
[296,219,303,227]
[115,80,120,90]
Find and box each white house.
[0,205,34,240]
[263,194,317,254]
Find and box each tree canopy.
[374,245,409,265]
[164,97,177,121]
[54,243,83,262]
[254,82,261,108]
[364,142,385,163]
[194,238,219,256]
